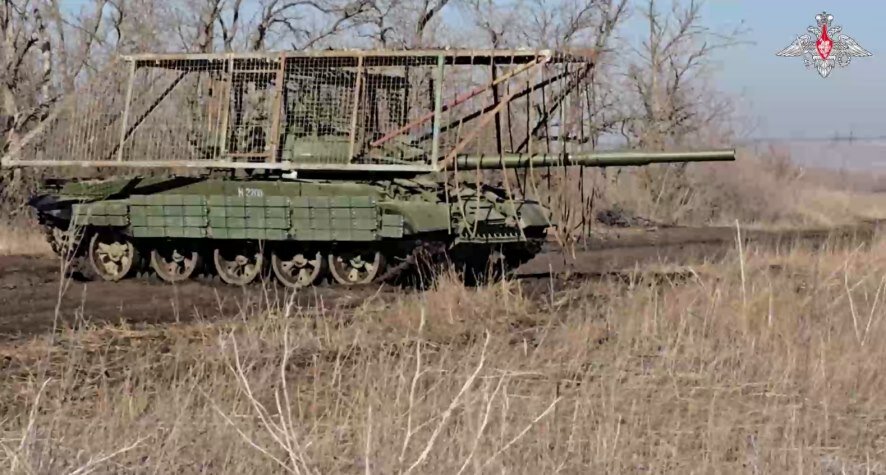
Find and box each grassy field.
[2,233,886,473]
[3,153,886,473]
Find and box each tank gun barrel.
[448,149,735,170]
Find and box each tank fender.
[379,201,450,234]
[28,194,75,221]
[516,201,555,228]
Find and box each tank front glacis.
[30,175,551,287]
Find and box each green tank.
[5,48,735,287]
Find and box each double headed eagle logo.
[776,11,872,78]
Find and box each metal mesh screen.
[9,50,593,172]
[123,59,228,163]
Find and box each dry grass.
[582,149,886,229]
[2,151,886,472]
[0,224,51,256]
[2,232,886,473]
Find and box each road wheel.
[87,231,138,282]
[271,249,325,289]
[151,244,201,283]
[213,246,264,285]
[328,249,384,285]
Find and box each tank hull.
[30,176,551,286]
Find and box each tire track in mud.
[0,256,384,340]
[0,222,882,339]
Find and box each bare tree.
[355,0,451,48]
[458,0,513,47]
[196,0,224,52]
[1,0,120,157]
[1,1,54,148]
[413,0,450,46]
[164,0,238,52]
[217,0,244,51]
[238,0,377,51]
[610,0,747,222]
[621,0,747,150]
[520,0,621,49]
[164,0,372,53]
[458,0,629,144]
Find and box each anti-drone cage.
[2,48,596,174]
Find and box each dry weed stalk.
[402,331,489,474]
[209,328,316,475]
[4,377,145,475]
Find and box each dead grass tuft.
[0,224,51,256]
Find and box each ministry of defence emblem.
[776,11,872,78]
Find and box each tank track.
[38,222,543,288]
[376,240,450,285]
[41,224,67,256]
[377,238,543,287]
[41,223,85,261]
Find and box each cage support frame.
[268,53,287,164]
[1,48,609,175]
[431,53,445,169]
[347,55,365,163]
[117,60,137,162]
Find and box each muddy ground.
[0,222,881,340]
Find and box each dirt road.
[0,222,880,339]
[521,222,881,275]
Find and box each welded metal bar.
[527,68,535,156]
[0,158,436,173]
[227,152,273,158]
[438,88,520,170]
[105,71,188,162]
[437,57,550,170]
[121,49,577,64]
[228,69,283,74]
[490,62,503,156]
[418,67,571,143]
[370,56,547,148]
[268,55,286,163]
[561,63,571,156]
[116,60,137,161]
[218,56,234,154]
[515,61,594,153]
[400,65,410,128]
[348,56,364,162]
[430,54,444,168]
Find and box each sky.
[688,1,883,141]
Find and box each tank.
[2,48,735,287]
